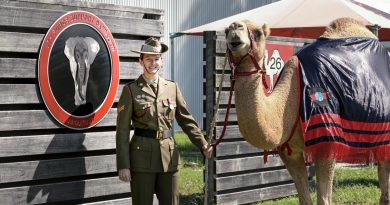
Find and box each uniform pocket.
[169,141,180,167]
[162,99,176,120]
[133,101,151,119]
[130,138,152,169]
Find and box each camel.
[224,18,390,205]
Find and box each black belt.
[134,128,173,140]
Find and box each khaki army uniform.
[116,75,207,205]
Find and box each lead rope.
[204,51,229,205]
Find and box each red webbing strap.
[211,78,235,147]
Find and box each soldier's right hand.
[118,169,131,182]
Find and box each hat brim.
[131,43,168,55]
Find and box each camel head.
[225,20,270,66]
[321,17,377,39]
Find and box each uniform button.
[137,146,140,150]
[158,113,161,117]
[160,141,163,145]
[156,99,160,103]
[159,127,163,131]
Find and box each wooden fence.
[203,31,315,204]
[0,0,163,204]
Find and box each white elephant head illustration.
[64,37,100,106]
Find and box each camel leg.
[378,161,390,205]
[314,158,336,205]
[278,130,313,205]
[279,148,312,205]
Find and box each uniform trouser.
[130,171,179,205]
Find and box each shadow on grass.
[180,193,204,205]
[335,178,379,187]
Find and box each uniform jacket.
[116,76,208,172]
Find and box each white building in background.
[85,0,278,130]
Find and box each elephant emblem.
[64,37,100,106]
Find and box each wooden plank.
[0,84,127,104]
[0,58,36,78]
[0,32,43,53]
[0,58,142,79]
[0,131,129,157]
[11,0,164,16]
[0,109,116,131]
[216,108,237,123]
[216,39,227,54]
[0,31,145,57]
[4,0,162,19]
[203,31,217,205]
[215,56,231,71]
[0,84,40,104]
[215,125,243,140]
[82,196,159,205]
[82,198,132,205]
[216,169,292,191]
[0,155,116,183]
[215,91,234,105]
[216,155,284,174]
[115,39,148,57]
[216,141,261,157]
[216,183,297,205]
[120,61,143,80]
[0,177,129,205]
[0,6,163,36]
[215,74,231,88]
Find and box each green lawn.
[175,132,205,205]
[175,132,381,205]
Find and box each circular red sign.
[39,11,119,129]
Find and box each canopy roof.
[180,0,390,41]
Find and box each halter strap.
[227,28,268,90]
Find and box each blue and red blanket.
[297,37,390,163]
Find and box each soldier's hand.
[202,144,213,159]
[118,169,131,182]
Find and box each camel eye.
[255,30,263,38]
[237,24,244,30]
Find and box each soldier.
[116,37,213,205]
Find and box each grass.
[175,132,381,205]
[253,165,379,205]
[175,132,205,205]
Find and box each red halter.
[227,28,268,90]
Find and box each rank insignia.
[118,104,125,113]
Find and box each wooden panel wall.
[0,0,163,204]
[203,31,315,204]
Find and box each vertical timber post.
[203,31,217,205]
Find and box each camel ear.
[84,37,100,65]
[224,27,229,37]
[262,24,271,38]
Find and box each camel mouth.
[230,42,243,48]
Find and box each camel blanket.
[296,37,390,163]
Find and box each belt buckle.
[156,131,163,140]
